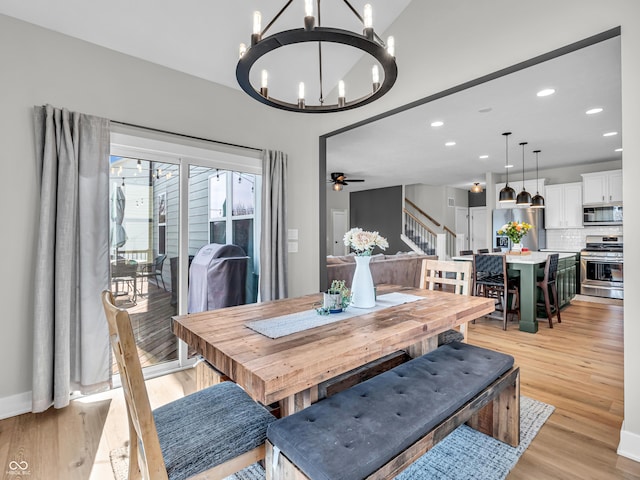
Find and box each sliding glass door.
[108,156,180,373]
[109,132,261,377]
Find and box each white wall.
[405,184,468,231]
[497,159,623,185]
[2,0,640,460]
[0,14,323,411]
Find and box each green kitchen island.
[453,251,578,333]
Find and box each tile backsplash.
[546,225,623,251]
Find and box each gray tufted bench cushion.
[154,381,276,480]
[267,342,514,480]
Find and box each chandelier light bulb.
[363,4,373,29]
[253,11,261,35]
[239,43,246,58]
[305,0,314,18]
[298,82,306,109]
[387,36,395,57]
[372,65,380,91]
[338,80,345,98]
[259,69,268,97]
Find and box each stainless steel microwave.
[583,205,623,225]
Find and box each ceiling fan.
[329,172,365,191]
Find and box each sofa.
[326,252,437,289]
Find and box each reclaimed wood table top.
[172,285,495,408]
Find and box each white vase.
[350,255,376,308]
[511,242,523,252]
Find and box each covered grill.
[188,243,249,313]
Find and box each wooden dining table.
[172,285,495,415]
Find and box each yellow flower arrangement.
[497,221,532,244]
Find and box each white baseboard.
[0,391,32,420]
[618,422,640,462]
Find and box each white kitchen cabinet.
[545,182,583,229]
[581,170,622,204]
[495,179,544,208]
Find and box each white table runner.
[245,292,424,339]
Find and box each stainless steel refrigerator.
[493,208,546,252]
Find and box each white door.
[470,207,488,252]
[332,209,348,256]
[455,207,469,249]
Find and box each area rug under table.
[110,396,553,480]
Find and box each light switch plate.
[288,229,299,240]
[288,241,299,253]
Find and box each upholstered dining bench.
[266,342,520,480]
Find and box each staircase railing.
[405,198,440,227]
[442,226,457,259]
[403,198,458,258]
[403,209,437,256]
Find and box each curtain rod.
[110,120,263,153]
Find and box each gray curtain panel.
[259,150,288,301]
[32,105,111,412]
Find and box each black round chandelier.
[236,0,398,113]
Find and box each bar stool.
[473,254,520,330]
[459,250,473,256]
[477,248,490,254]
[536,253,561,328]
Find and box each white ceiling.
[0,0,410,105]
[327,36,622,191]
[0,1,622,192]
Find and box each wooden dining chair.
[419,259,473,342]
[536,253,562,328]
[101,290,275,480]
[477,248,490,254]
[459,249,473,256]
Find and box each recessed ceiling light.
[537,88,556,97]
[479,155,489,159]
[586,107,603,115]
[603,131,618,137]
[445,141,456,146]
[615,148,623,152]
[431,121,444,127]
[478,107,492,113]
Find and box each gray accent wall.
[349,186,404,254]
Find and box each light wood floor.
[1,299,639,479]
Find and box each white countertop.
[452,251,576,264]
[540,248,582,253]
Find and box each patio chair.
[419,259,473,343]
[101,290,275,480]
[139,254,167,291]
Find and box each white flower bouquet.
[343,228,389,256]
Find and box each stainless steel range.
[580,235,623,299]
